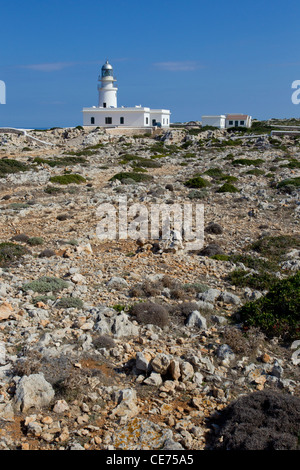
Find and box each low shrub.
[237,271,300,340]
[49,174,86,185]
[184,176,210,189]
[33,156,86,167]
[228,269,277,291]
[199,243,224,257]
[232,158,264,166]
[250,235,300,263]
[109,172,153,183]
[210,390,300,450]
[0,158,29,177]
[23,276,69,293]
[205,222,223,234]
[92,334,116,350]
[216,183,239,193]
[26,237,44,246]
[0,242,29,267]
[56,297,84,309]
[11,233,29,243]
[130,301,170,328]
[277,177,300,192]
[38,249,56,258]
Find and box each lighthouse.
[82,59,170,129]
[98,60,118,108]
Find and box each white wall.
[202,116,226,129]
[82,107,170,128]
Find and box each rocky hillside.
[0,123,299,450]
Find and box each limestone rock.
[13,373,55,412]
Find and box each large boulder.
[13,373,55,412]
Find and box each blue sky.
[1,0,300,128]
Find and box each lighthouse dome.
[101,60,113,77]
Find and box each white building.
[225,114,252,128]
[201,115,226,129]
[82,60,171,129]
[201,113,252,129]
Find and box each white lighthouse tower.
[98,60,118,108]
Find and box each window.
[229,120,233,126]
[152,119,157,126]
[105,117,112,124]
[120,117,124,124]
[145,117,149,125]
[103,103,107,108]
[91,117,95,124]
[240,120,245,126]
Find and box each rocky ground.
[0,123,299,450]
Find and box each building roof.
[102,60,113,70]
[226,114,250,120]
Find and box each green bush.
[232,158,264,166]
[216,183,239,193]
[228,269,277,291]
[237,271,300,340]
[184,176,210,189]
[109,172,153,183]
[49,174,86,185]
[0,242,29,267]
[56,297,84,309]
[23,276,69,293]
[33,156,86,167]
[0,158,29,178]
[277,177,300,191]
[250,235,300,263]
[26,237,44,246]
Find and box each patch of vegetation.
[187,189,208,199]
[277,177,300,192]
[280,159,300,169]
[11,233,29,243]
[56,297,84,309]
[216,183,239,193]
[250,235,300,263]
[33,156,86,167]
[109,172,153,183]
[222,326,265,355]
[49,174,86,185]
[232,158,264,166]
[130,301,170,328]
[205,222,223,234]
[129,275,186,300]
[133,159,162,168]
[228,269,277,291]
[211,254,230,261]
[210,390,300,450]
[44,186,64,195]
[0,158,29,178]
[8,203,30,210]
[184,176,210,189]
[23,276,69,293]
[237,271,300,340]
[26,237,44,246]
[0,242,29,267]
[245,168,265,176]
[92,334,116,350]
